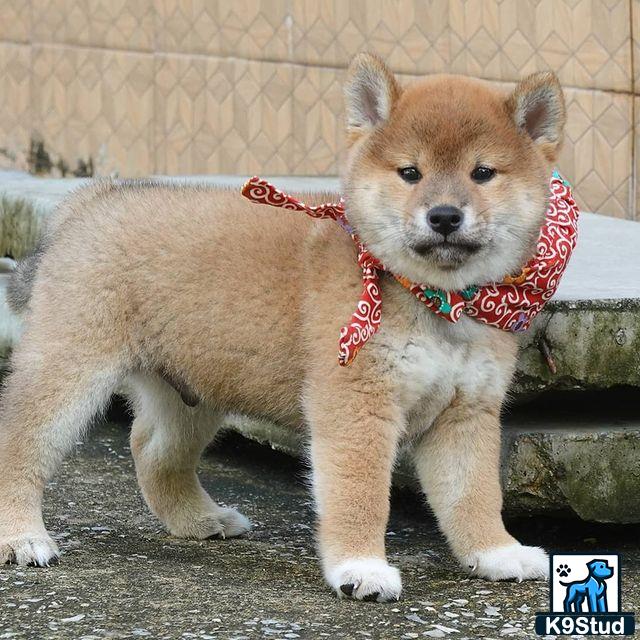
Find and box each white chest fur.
[380,310,513,436]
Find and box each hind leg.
[0,337,123,566]
[127,374,250,539]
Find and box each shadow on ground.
[1,417,639,639]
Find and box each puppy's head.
[342,53,566,290]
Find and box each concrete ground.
[3,169,640,523]
[2,416,640,640]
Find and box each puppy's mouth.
[411,238,483,267]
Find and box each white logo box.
[551,554,620,613]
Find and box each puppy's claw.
[0,533,60,567]
[171,507,251,541]
[463,543,548,581]
[27,555,59,568]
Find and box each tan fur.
[414,396,515,561]
[0,54,564,599]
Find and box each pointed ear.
[506,71,566,162]
[344,52,400,136]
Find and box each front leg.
[305,375,403,602]
[413,401,548,581]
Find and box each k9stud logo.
[535,553,635,635]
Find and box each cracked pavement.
[1,417,640,639]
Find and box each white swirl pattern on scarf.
[466,176,578,331]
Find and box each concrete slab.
[2,171,640,522]
[2,419,640,640]
[228,390,640,523]
[0,169,638,298]
[554,213,640,302]
[1,170,638,391]
[0,171,340,259]
[2,169,639,302]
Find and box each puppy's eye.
[398,166,422,184]
[471,166,496,183]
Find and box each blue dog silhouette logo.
[560,559,614,613]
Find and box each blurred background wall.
[0,0,637,218]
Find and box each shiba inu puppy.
[0,53,565,601]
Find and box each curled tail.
[4,179,116,315]
[6,246,45,313]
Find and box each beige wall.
[0,0,638,218]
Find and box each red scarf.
[241,172,579,366]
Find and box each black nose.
[426,205,464,237]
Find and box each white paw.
[215,506,252,538]
[464,543,548,581]
[0,533,60,567]
[169,506,251,540]
[325,557,402,602]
